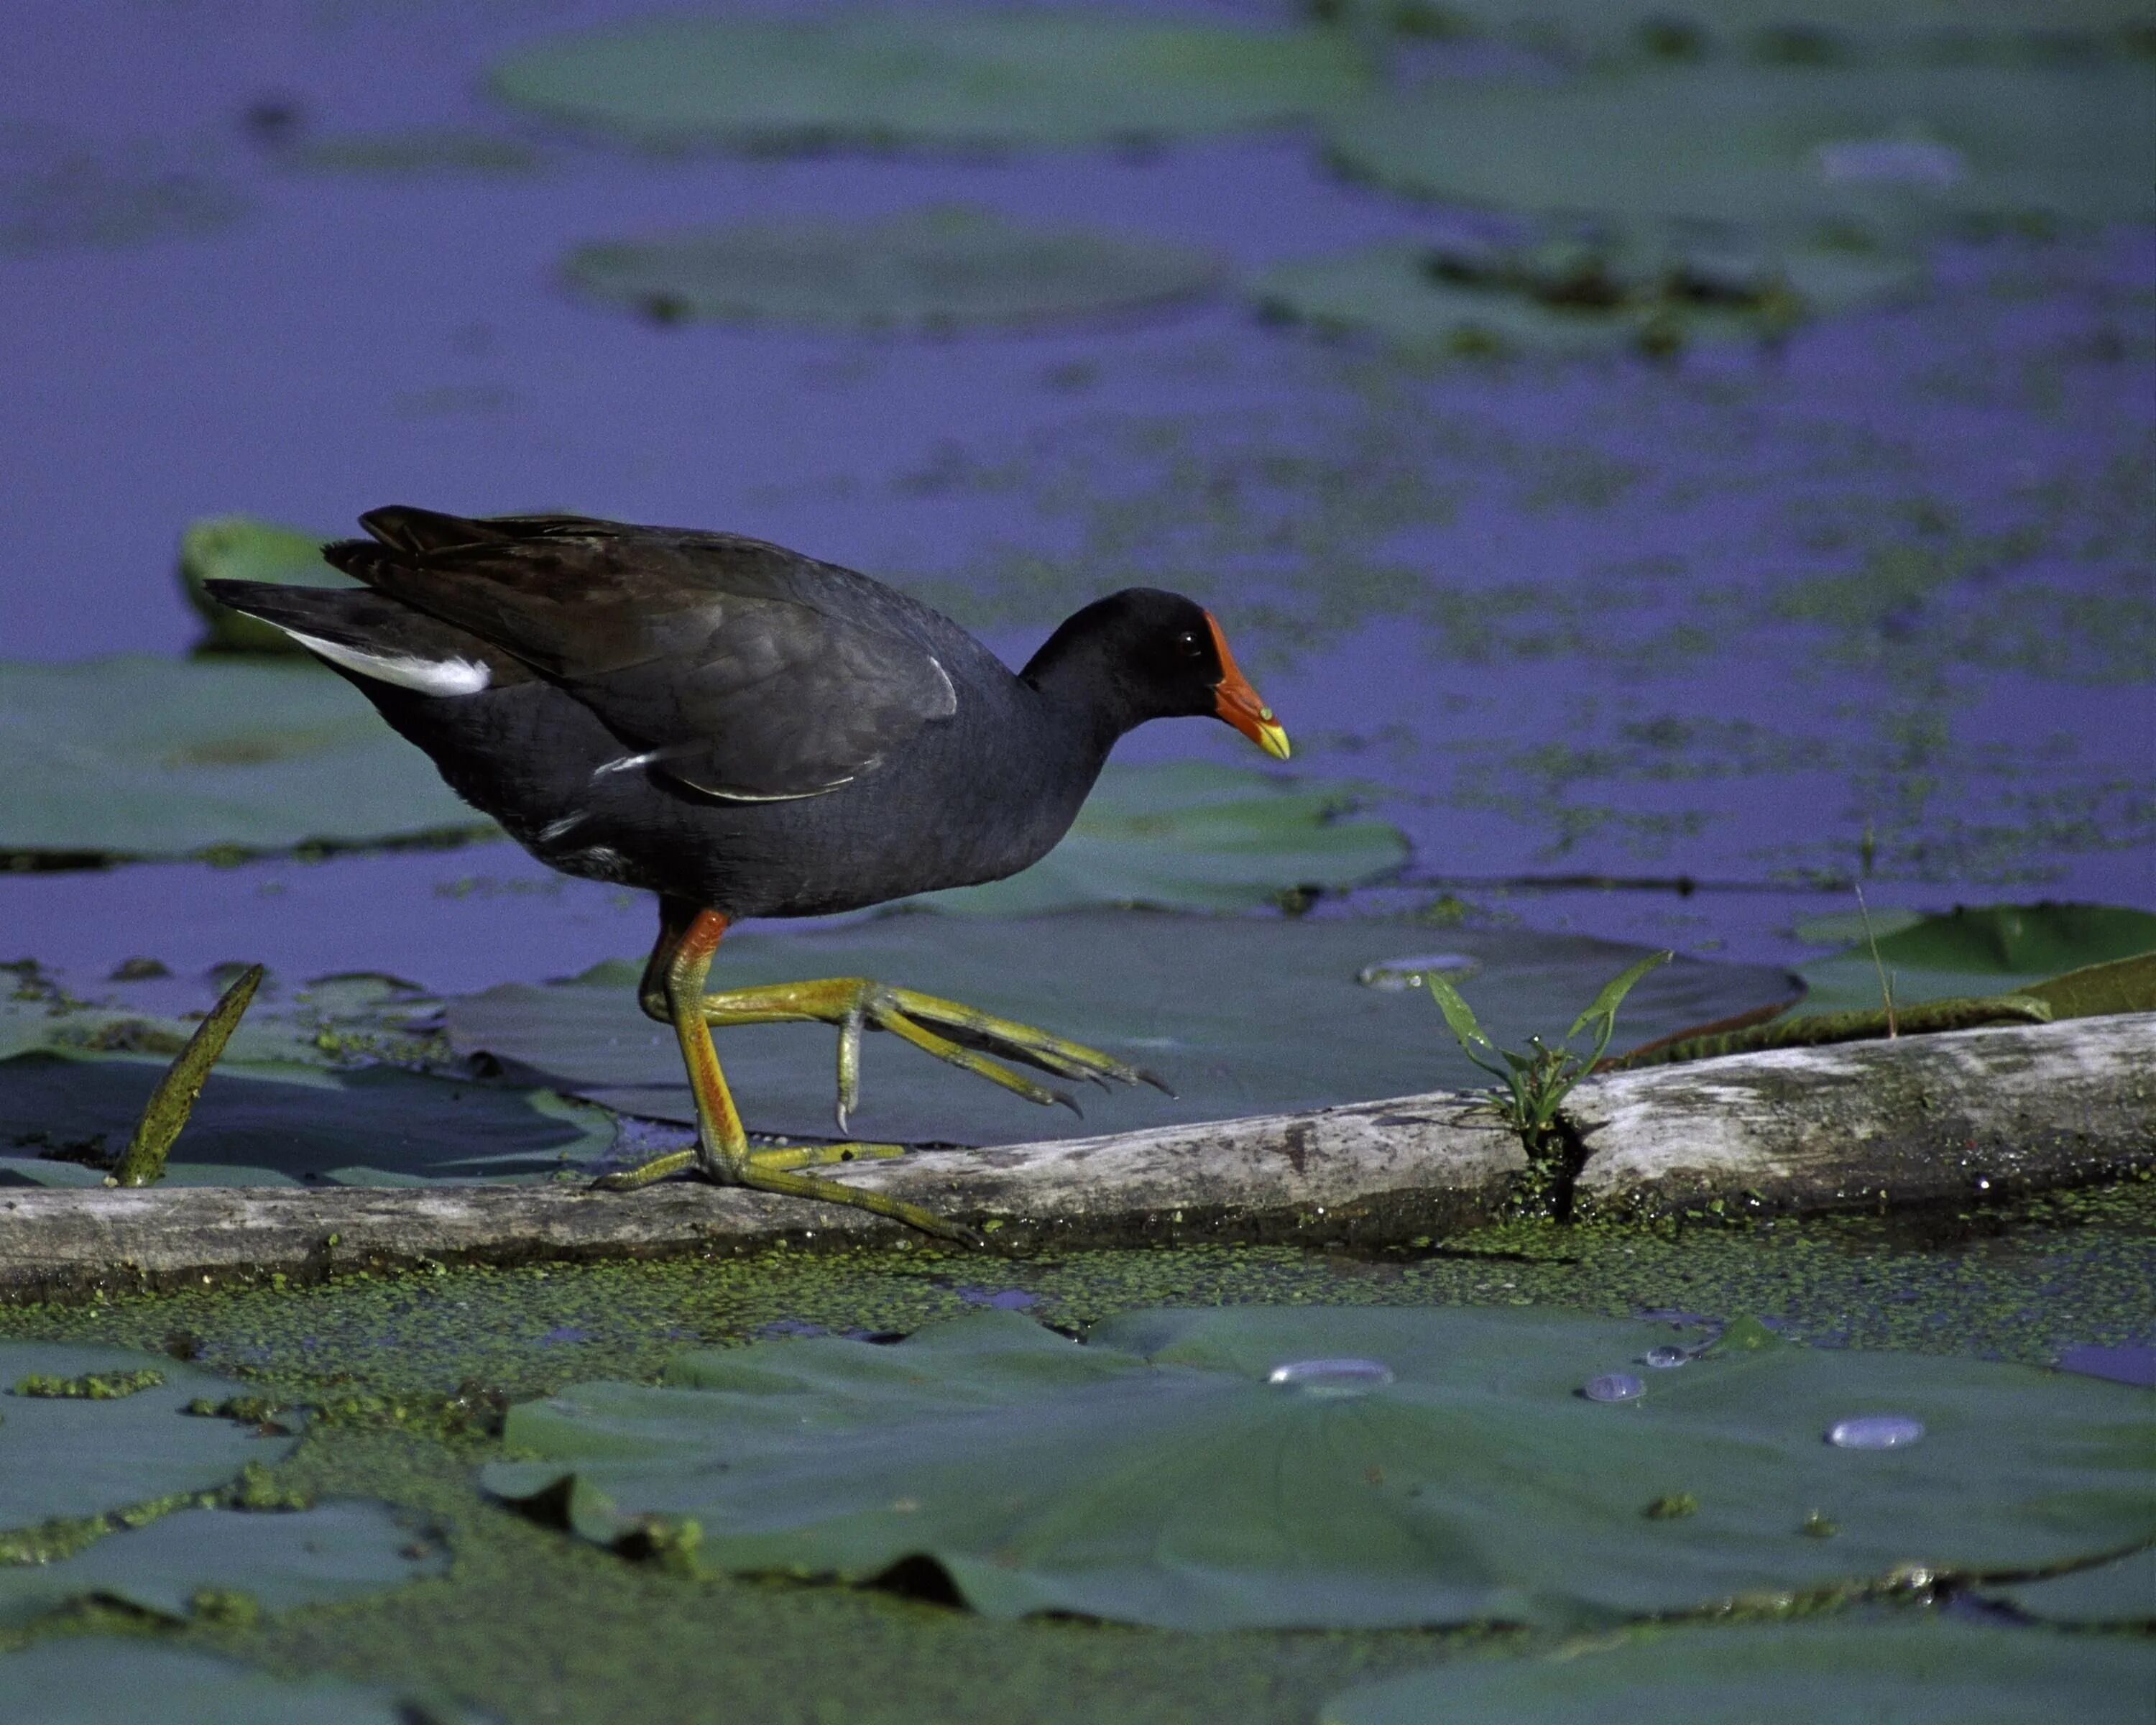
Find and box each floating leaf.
[1326,64,2156,244]
[0,1503,446,1629]
[2024,953,2156,1019]
[492,13,1370,150]
[0,1053,612,1187]
[485,1305,2155,1630]
[1797,901,2156,1015]
[566,206,1222,334]
[0,125,246,254]
[1,1343,298,1535]
[178,515,355,654]
[0,1641,448,1725]
[923,762,1408,914]
[1306,0,2156,64]
[1253,234,1921,356]
[1319,1618,2156,1724]
[447,913,1799,1143]
[0,655,494,862]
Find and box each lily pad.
[1796,901,2156,1015]
[0,1052,613,1187]
[1307,0,2156,63]
[1,1343,297,1534]
[178,515,356,654]
[0,1641,447,1725]
[565,206,1222,334]
[1319,1619,2156,1724]
[492,12,1370,150]
[446,912,1798,1141]
[0,1502,446,1629]
[1252,233,1922,356]
[1982,1544,2156,1624]
[925,761,1407,914]
[0,656,494,862]
[484,1305,2155,1629]
[1326,63,2156,243]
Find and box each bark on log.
[1,1013,2149,1301]
[1568,1011,2156,1216]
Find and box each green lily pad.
[1983,1544,2156,1624]
[1796,901,2156,1015]
[446,912,1798,1141]
[178,515,356,655]
[0,655,494,862]
[1307,0,2156,63]
[492,12,1370,150]
[926,762,1407,914]
[0,1641,448,1725]
[0,1053,612,1187]
[1319,1619,2156,1724]
[1,1343,297,1534]
[484,1305,2155,1629]
[0,1502,446,1629]
[1251,234,1922,356]
[1326,63,2156,244]
[565,206,1222,334]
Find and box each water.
[1826,1414,1925,1450]
[1642,1345,1690,1369]
[1581,1372,1645,1404]
[1266,1358,1396,1395]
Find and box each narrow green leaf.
[1565,950,1672,1049]
[110,964,263,1187]
[1419,970,1493,1054]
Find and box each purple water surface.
[2,0,2149,1000]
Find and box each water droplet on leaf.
[1266,1358,1395,1395]
[1827,1414,1924,1450]
[1583,1373,1645,1404]
[1643,1346,1689,1368]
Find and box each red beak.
[1206,613,1290,760]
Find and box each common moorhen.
[208,507,1289,1240]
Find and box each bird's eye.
[1175,631,1204,658]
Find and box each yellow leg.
[594,907,977,1244]
[692,976,1170,1133]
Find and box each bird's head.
[1023,588,1290,760]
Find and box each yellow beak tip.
[1259,724,1291,762]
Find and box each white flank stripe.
[285,630,492,696]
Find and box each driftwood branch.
[1,1013,2150,1301]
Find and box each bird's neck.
[1018,622,1148,765]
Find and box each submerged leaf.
[492,13,1369,150]
[485,1305,2155,1630]
[0,1503,446,1629]
[566,207,1222,334]
[1326,64,2156,244]
[1319,1618,2156,1724]
[923,761,1408,914]
[447,913,1799,1144]
[1,1343,298,1537]
[0,1640,445,1725]
[0,1054,612,1187]
[0,655,493,862]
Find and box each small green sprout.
[1419,949,1672,1162]
[108,962,263,1187]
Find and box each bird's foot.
[594,1138,906,1190]
[696,977,1170,1133]
[592,1140,977,1245]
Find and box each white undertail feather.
[283,629,492,696]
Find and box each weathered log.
[1568,1010,2156,1216]
[0,1013,2149,1301]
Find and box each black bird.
[208,507,1289,1239]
